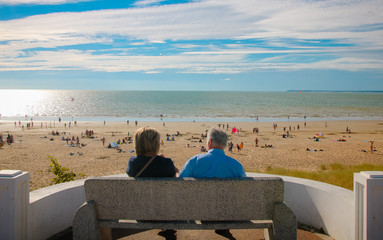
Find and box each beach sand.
[1,120,382,190]
[1,119,382,239]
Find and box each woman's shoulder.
[155,155,175,166]
[155,155,173,162]
[129,155,139,161]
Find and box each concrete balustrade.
[0,170,29,240]
[1,170,382,240]
[28,179,86,240]
[354,171,383,240]
[247,173,355,240]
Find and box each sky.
[0,0,383,91]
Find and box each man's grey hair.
[207,127,228,148]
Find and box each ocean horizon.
[1,89,382,123]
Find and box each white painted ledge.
[24,173,353,240]
[247,172,354,240]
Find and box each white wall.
[247,172,354,240]
[28,180,86,240]
[0,170,29,240]
[22,173,354,240]
[354,171,383,240]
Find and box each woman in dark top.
[126,127,178,177]
[126,127,178,238]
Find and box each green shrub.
[49,156,82,184]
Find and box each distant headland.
[287,90,383,93]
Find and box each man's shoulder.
[190,152,210,160]
[224,154,240,161]
[223,154,244,167]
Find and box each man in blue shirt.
[179,127,246,178]
[179,127,246,237]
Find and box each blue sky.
[0,0,383,91]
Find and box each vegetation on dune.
[250,164,383,190]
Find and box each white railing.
[247,173,354,240]
[1,170,382,240]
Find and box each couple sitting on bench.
[73,127,296,240]
[126,127,246,238]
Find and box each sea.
[0,89,382,122]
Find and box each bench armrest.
[267,202,297,240]
[73,201,102,240]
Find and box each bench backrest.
[84,177,284,221]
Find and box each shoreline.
[1,116,382,123]
[1,119,382,190]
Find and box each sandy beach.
[0,120,382,190]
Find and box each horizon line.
[1,88,383,93]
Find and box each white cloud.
[15,2,383,41]
[0,0,91,5]
[0,0,382,73]
[1,46,382,74]
[150,40,166,44]
[0,49,245,73]
[2,0,382,44]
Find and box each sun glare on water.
[0,90,47,117]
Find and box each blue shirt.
[179,148,246,178]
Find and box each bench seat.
[100,219,273,230]
[73,177,297,240]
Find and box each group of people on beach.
[217,123,230,130]
[47,130,88,148]
[13,118,79,131]
[125,126,246,239]
[63,136,85,147]
[83,130,95,138]
[0,133,14,148]
[227,141,244,153]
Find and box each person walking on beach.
[179,127,246,238]
[370,141,375,153]
[228,141,234,152]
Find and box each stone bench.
[73,177,297,240]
